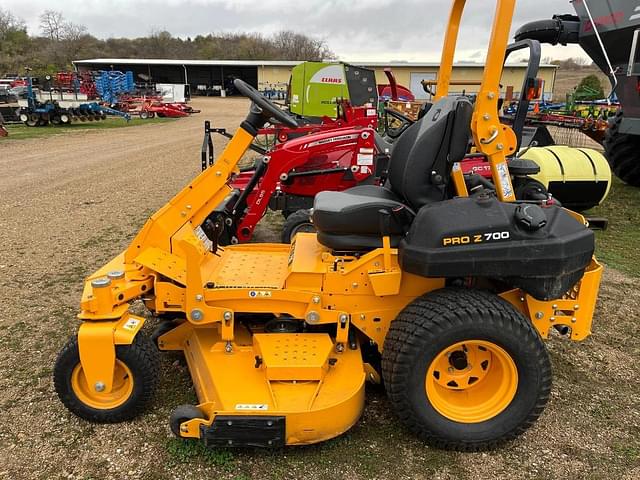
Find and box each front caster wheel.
[54,332,160,422]
[382,288,552,451]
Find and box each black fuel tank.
[399,195,594,300]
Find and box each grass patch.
[166,438,234,467]
[3,117,176,141]
[588,177,640,277]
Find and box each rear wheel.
[53,332,160,422]
[604,110,640,186]
[140,111,149,119]
[382,288,551,451]
[281,209,314,243]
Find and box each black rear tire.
[281,209,314,243]
[54,332,160,423]
[382,288,551,451]
[151,319,179,349]
[604,110,640,186]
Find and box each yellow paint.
[77,313,145,394]
[253,333,333,381]
[71,360,134,410]
[426,340,518,423]
[161,325,366,445]
[500,258,603,341]
[451,162,469,197]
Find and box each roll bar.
[436,0,518,202]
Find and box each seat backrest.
[387,96,473,210]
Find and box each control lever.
[378,209,391,237]
[378,209,393,270]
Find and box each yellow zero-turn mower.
[54,0,603,451]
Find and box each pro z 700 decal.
[442,231,510,246]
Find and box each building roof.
[73,58,557,69]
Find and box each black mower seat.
[314,186,409,250]
[313,96,473,251]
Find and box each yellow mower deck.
[161,325,365,446]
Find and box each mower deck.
[160,323,365,446]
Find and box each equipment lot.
[0,97,638,480]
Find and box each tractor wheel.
[382,288,551,451]
[140,111,149,120]
[170,404,204,437]
[53,332,160,422]
[603,110,640,186]
[60,113,71,124]
[51,115,62,125]
[148,111,156,119]
[281,209,314,243]
[25,114,39,127]
[19,113,29,123]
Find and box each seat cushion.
[312,185,411,250]
[313,188,406,236]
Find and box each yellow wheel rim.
[426,340,518,423]
[71,360,134,410]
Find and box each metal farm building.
[73,58,558,101]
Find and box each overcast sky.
[5,0,588,62]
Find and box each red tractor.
[202,117,384,244]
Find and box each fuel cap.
[515,204,547,231]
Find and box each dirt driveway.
[0,97,638,480]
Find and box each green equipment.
[288,62,378,118]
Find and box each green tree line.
[0,9,335,76]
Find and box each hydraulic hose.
[514,14,580,45]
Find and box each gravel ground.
[0,97,638,480]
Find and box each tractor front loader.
[54,0,602,451]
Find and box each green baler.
[288,62,378,118]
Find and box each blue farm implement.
[17,72,132,127]
[95,71,135,105]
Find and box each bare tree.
[0,8,25,37]
[63,21,87,42]
[40,10,64,41]
[272,30,334,60]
